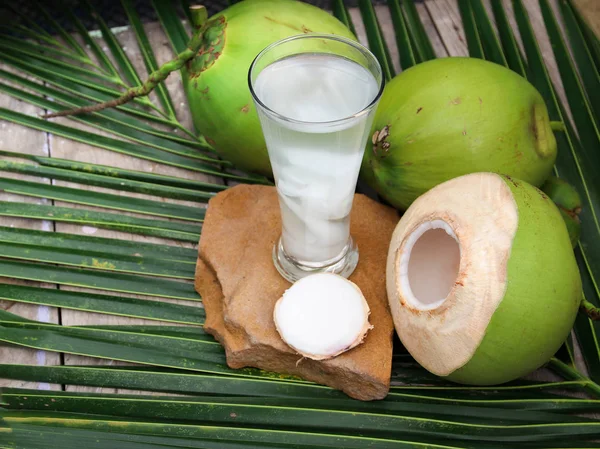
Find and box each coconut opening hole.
[407,228,460,308]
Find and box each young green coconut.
[274,273,372,360]
[361,57,560,211]
[386,172,582,385]
[45,0,356,177]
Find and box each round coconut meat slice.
[274,273,372,360]
[387,172,582,385]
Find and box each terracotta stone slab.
[195,184,399,400]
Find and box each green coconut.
[183,0,357,176]
[361,57,558,210]
[386,172,582,385]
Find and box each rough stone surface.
[195,184,399,401]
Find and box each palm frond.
[81,0,145,92]
[332,0,357,36]
[0,285,204,324]
[152,0,190,54]
[388,0,418,69]
[34,0,89,57]
[558,0,600,121]
[357,0,395,81]
[0,160,216,202]
[0,260,199,299]
[122,0,178,119]
[1,0,600,447]
[0,150,227,191]
[400,0,436,61]
[457,0,485,59]
[490,0,527,77]
[0,202,201,241]
[468,0,508,66]
[0,75,210,151]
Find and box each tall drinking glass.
[249,34,384,282]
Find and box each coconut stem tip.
[190,5,208,29]
[550,121,566,132]
[581,298,600,321]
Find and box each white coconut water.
[254,53,379,263]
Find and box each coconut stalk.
[581,299,600,321]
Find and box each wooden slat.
[573,0,600,37]
[423,0,469,56]
[415,2,449,58]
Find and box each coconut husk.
[194,184,398,401]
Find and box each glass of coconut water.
[249,34,384,282]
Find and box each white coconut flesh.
[386,172,518,376]
[274,273,372,360]
[399,220,461,311]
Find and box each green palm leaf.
[0,226,197,261]
[400,0,436,61]
[0,285,204,324]
[152,0,190,54]
[559,0,600,121]
[122,0,177,119]
[34,0,89,58]
[0,109,267,182]
[0,363,591,405]
[0,35,100,70]
[0,40,118,85]
[0,57,184,127]
[468,0,508,66]
[64,9,119,76]
[81,0,145,93]
[565,0,600,73]
[0,79,213,154]
[458,0,485,59]
[3,4,64,49]
[539,0,600,173]
[490,0,527,77]
[0,177,206,221]
[4,390,597,432]
[357,0,395,81]
[332,0,357,36]
[0,150,226,192]
[0,241,196,279]
[388,0,418,69]
[0,49,127,95]
[0,202,201,242]
[0,160,216,202]
[0,260,199,299]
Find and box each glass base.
[273,236,359,283]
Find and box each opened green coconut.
[386,172,582,385]
[361,58,558,210]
